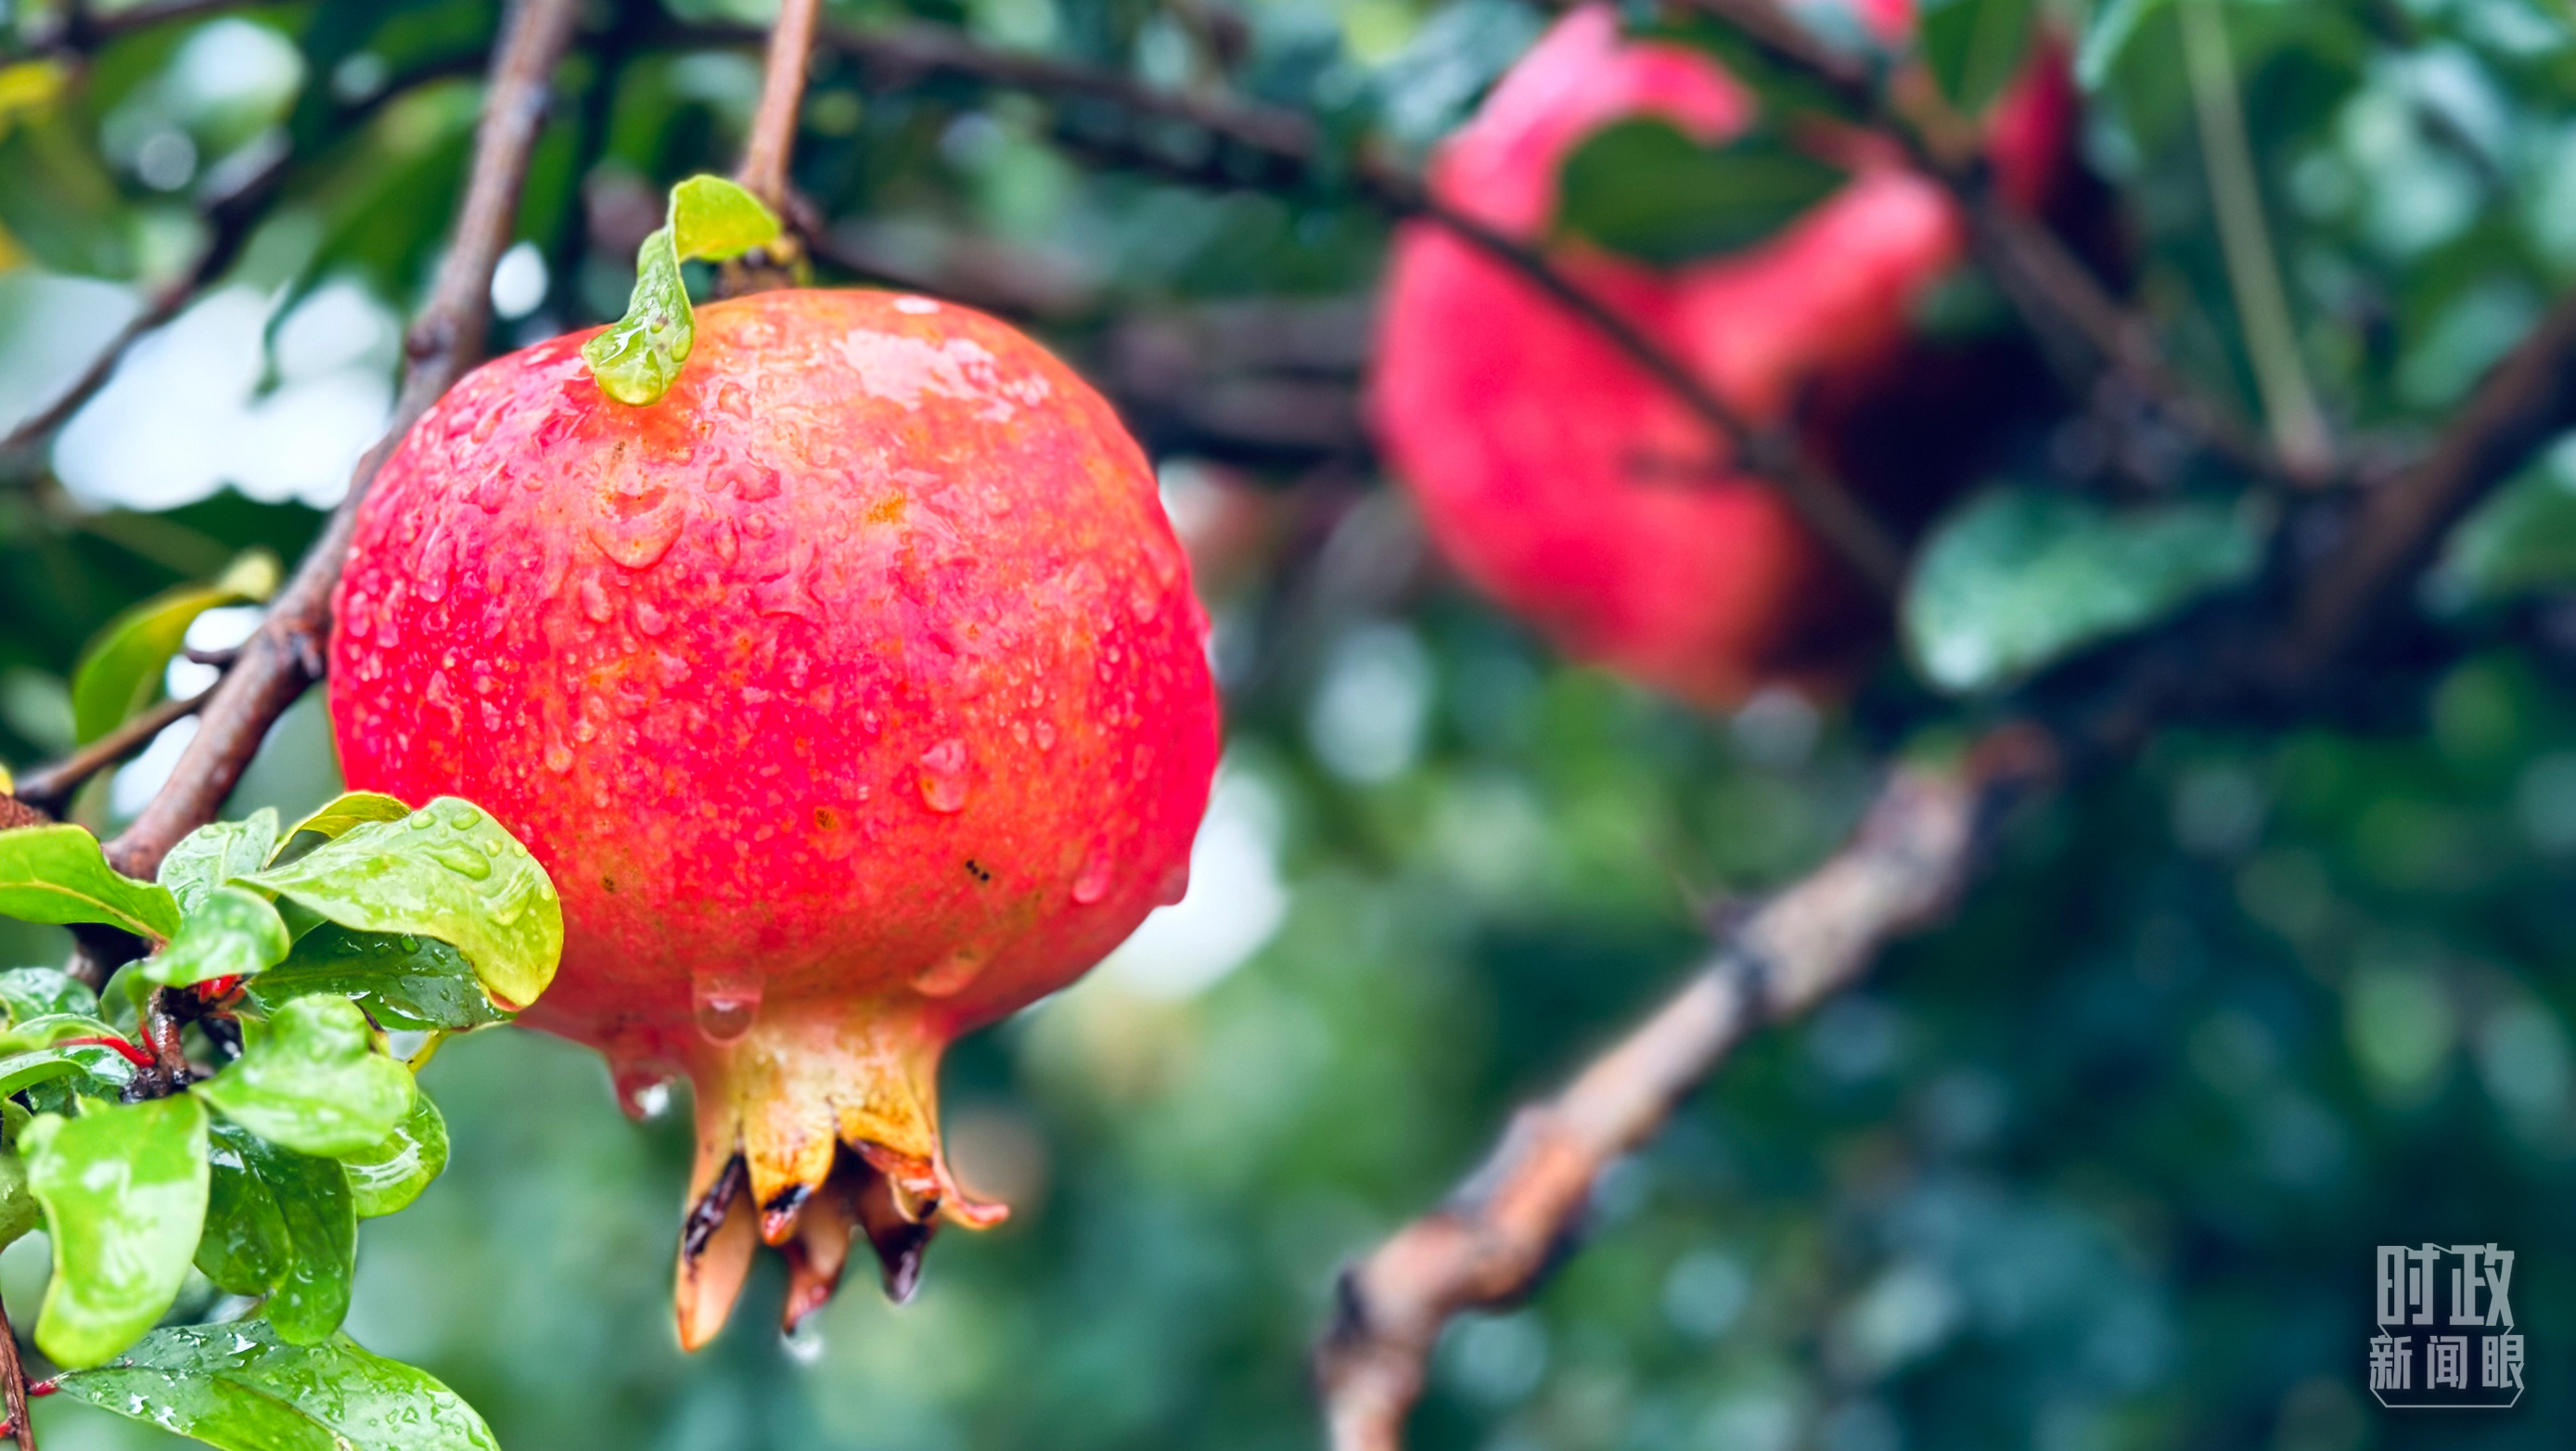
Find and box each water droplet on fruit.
[1126,577,1160,623]
[579,576,614,623]
[414,528,455,603]
[1153,859,1190,906]
[1071,849,1113,905]
[691,969,763,1043]
[916,738,969,814]
[912,946,985,997]
[544,742,573,774]
[1033,720,1057,751]
[633,599,669,636]
[893,296,939,315]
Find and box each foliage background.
[6,0,2576,1447]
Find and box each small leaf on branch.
[160,809,283,916]
[195,995,416,1159]
[1919,0,2042,114]
[1556,119,1847,266]
[250,923,511,1032]
[583,173,782,405]
[23,1094,212,1368]
[0,823,184,941]
[238,797,562,1011]
[283,791,412,845]
[1903,487,2265,693]
[0,965,98,1023]
[198,1123,358,1344]
[144,885,291,990]
[47,1320,503,1451]
[68,549,278,744]
[340,1092,449,1218]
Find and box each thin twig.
[10,687,214,814]
[101,0,583,882]
[734,0,823,212]
[2176,0,2330,473]
[1316,731,2057,1451]
[0,1292,30,1451]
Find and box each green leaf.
[194,995,416,1159]
[1920,0,2041,114]
[582,173,782,406]
[250,925,510,1033]
[69,550,279,744]
[0,1041,137,1100]
[340,1093,448,1218]
[238,799,562,1012]
[160,810,284,917]
[2431,443,2576,607]
[283,792,412,844]
[48,1321,502,1451]
[1903,488,2266,693]
[23,1095,211,1368]
[198,1124,356,1344]
[0,966,98,1023]
[0,1149,38,1255]
[1556,120,1847,266]
[2075,0,2167,89]
[144,887,291,990]
[0,824,184,941]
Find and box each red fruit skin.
[1372,5,2077,710]
[329,289,1219,1329]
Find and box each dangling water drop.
[1071,848,1113,905]
[692,968,763,1043]
[913,946,986,997]
[614,1064,677,1121]
[1152,859,1190,906]
[916,738,970,814]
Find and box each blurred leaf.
[339,1092,447,1218]
[239,799,562,1012]
[49,1321,501,1451]
[583,174,782,405]
[250,924,510,1033]
[2076,0,2168,89]
[0,109,141,278]
[70,549,278,744]
[1903,488,2264,692]
[144,886,290,989]
[2432,450,2576,606]
[0,1149,36,1254]
[1556,119,1845,266]
[284,792,411,843]
[160,809,284,916]
[195,995,415,1158]
[0,966,98,1023]
[23,1095,211,1368]
[0,1039,138,1100]
[1921,0,2041,114]
[0,823,184,941]
[198,1123,356,1344]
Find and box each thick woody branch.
[100,0,583,882]
[1315,731,2057,1451]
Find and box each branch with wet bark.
[97,0,583,885]
[1310,228,2576,1451]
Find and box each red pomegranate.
[1372,4,2077,709]
[330,289,1220,1344]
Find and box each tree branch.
[734,0,823,213]
[0,1291,32,1451]
[99,0,583,881]
[1316,730,2057,1451]
[8,686,213,815]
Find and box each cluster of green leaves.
[0,787,559,1449]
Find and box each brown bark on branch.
[9,687,214,815]
[0,1291,30,1451]
[98,0,583,882]
[734,0,823,213]
[1314,731,2056,1451]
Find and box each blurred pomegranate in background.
[1372,2,2089,709]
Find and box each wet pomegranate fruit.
[330,289,1220,1344]
[1373,4,2077,709]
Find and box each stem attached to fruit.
[96,0,584,889]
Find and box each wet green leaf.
[195,995,415,1159]
[160,810,283,917]
[0,966,97,1023]
[1921,0,2041,114]
[49,1321,502,1451]
[284,792,411,844]
[0,1040,136,1100]
[1557,120,1848,266]
[1903,488,2265,693]
[238,799,561,1012]
[0,1149,37,1253]
[23,1095,211,1368]
[69,550,278,744]
[144,887,290,990]
[0,824,183,940]
[583,173,782,405]
[250,924,509,1032]
[340,1093,448,1218]
[198,1124,356,1344]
